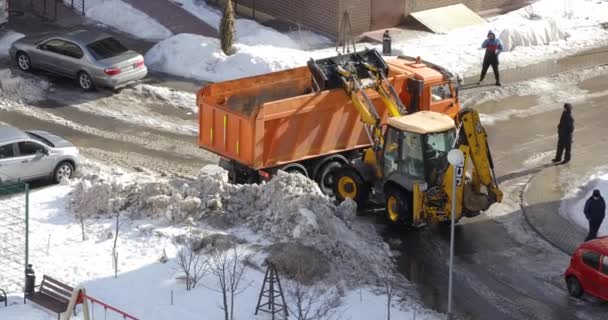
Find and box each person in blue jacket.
[478,30,504,86]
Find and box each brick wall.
[225,0,530,38]
[231,0,340,37]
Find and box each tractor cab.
[381,111,456,189]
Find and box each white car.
[0,125,80,184]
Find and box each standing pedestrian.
[478,30,504,86]
[584,189,605,241]
[552,103,574,164]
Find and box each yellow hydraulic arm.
[443,109,503,217]
[336,62,407,150]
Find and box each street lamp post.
[446,149,464,320]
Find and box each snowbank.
[0,31,24,56]
[69,167,394,286]
[0,69,50,103]
[144,33,333,82]
[133,84,198,113]
[81,0,172,40]
[499,19,567,51]
[564,172,608,237]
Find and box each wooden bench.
[26,275,75,320]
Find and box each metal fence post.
[24,183,29,272]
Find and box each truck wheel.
[333,166,369,210]
[385,186,412,226]
[315,160,343,196]
[566,276,583,298]
[281,163,308,177]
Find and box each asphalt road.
[386,69,608,320]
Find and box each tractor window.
[399,131,425,179]
[383,128,400,175]
[582,251,601,270]
[602,256,608,276]
[424,130,456,184]
[431,84,452,103]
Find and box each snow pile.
[563,172,608,237]
[145,33,333,82]
[70,167,394,286]
[79,0,172,40]
[0,31,24,56]
[499,19,567,51]
[133,84,198,113]
[0,69,50,103]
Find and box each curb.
[520,166,587,255]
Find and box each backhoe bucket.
[308,48,389,91]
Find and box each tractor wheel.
[333,166,369,210]
[385,186,412,226]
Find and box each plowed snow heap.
[70,166,395,286]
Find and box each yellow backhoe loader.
[319,50,503,226]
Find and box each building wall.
[222,0,529,38]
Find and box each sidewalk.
[522,122,608,255]
[123,0,217,37]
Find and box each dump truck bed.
[198,65,413,170]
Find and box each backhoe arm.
[457,108,503,211]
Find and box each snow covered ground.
[73,0,172,40]
[563,171,608,237]
[0,163,440,320]
[145,0,608,82]
[0,31,24,57]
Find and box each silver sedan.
[0,125,80,184]
[9,29,147,91]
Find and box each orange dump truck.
[197,54,461,194]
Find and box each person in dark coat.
[552,103,574,164]
[478,30,504,86]
[584,189,605,241]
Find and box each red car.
[564,236,608,300]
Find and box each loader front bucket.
[308,48,389,91]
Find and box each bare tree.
[285,280,343,320]
[377,264,405,320]
[77,211,87,241]
[219,0,236,55]
[283,256,343,320]
[112,210,120,279]
[208,246,251,320]
[176,236,209,290]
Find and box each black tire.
[566,276,583,298]
[53,161,74,183]
[16,52,32,72]
[281,163,309,177]
[333,166,369,210]
[77,71,95,91]
[315,160,343,196]
[384,186,412,226]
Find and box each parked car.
[9,29,147,91]
[564,236,608,301]
[0,125,79,184]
